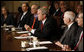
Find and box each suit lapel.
[60,26,68,42]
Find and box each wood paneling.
[1,1,82,13]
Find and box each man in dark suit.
[55,11,78,50]
[24,4,40,30]
[17,3,31,30]
[53,1,62,16]
[61,12,83,51]
[20,7,58,41]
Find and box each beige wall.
[1,1,48,13]
[1,1,83,13]
[1,1,14,12]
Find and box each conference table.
[1,27,61,51]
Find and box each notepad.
[14,36,28,39]
[1,25,13,28]
[26,46,48,51]
[4,28,9,30]
[39,41,52,44]
[14,36,34,39]
[29,41,52,45]
[16,31,29,34]
[6,25,13,27]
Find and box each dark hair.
[22,3,31,13]
[54,1,59,6]
[18,7,23,13]
[1,6,9,14]
[37,6,40,9]
[25,3,29,7]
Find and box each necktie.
[41,22,43,32]
[74,33,83,50]
[31,17,36,29]
[61,13,64,19]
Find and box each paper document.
[14,36,28,39]
[29,41,52,45]
[14,36,34,39]
[16,31,29,34]
[26,46,48,51]
[39,41,52,44]
[1,25,13,28]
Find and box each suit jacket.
[74,27,83,51]
[17,11,31,30]
[59,22,78,49]
[53,8,62,16]
[29,14,40,29]
[78,38,83,51]
[32,17,58,41]
[1,13,15,26]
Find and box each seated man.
[17,3,31,30]
[61,12,83,51]
[55,11,78,50]
[24,4,40,30]
[53,1,62,16]
[20,7,58,41]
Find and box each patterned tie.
[31,17,36,29]
[74,32,83,50]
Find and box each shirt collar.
[42,18,47,25]
[68,22,74,29]
[56,8,59,12]
[34,14,38,19]
[23,11,27,15]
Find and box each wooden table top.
[1,28,61,51]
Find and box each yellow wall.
[1,1,83,13]
[1,1,48,13]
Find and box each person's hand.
[62,45,72,51]
[24,24,29,31]
[20,34,29,37]
[55,41,63,48]
[24,24,32,31]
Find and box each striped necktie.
[74,32,83,50]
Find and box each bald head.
[31,4,39,14]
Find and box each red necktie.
[41,22,43,32]
[31,17,36,29]
[74,33,83,50]
[62,14,64,18]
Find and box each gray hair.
[31,4,40,9]
[64,11,76,22]
[78,12,83,18]
[38,7,49,15]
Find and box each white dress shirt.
[18,11,27,28]
[67,22,74,30]
[53,8,59,16]
[20,11,27,20]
